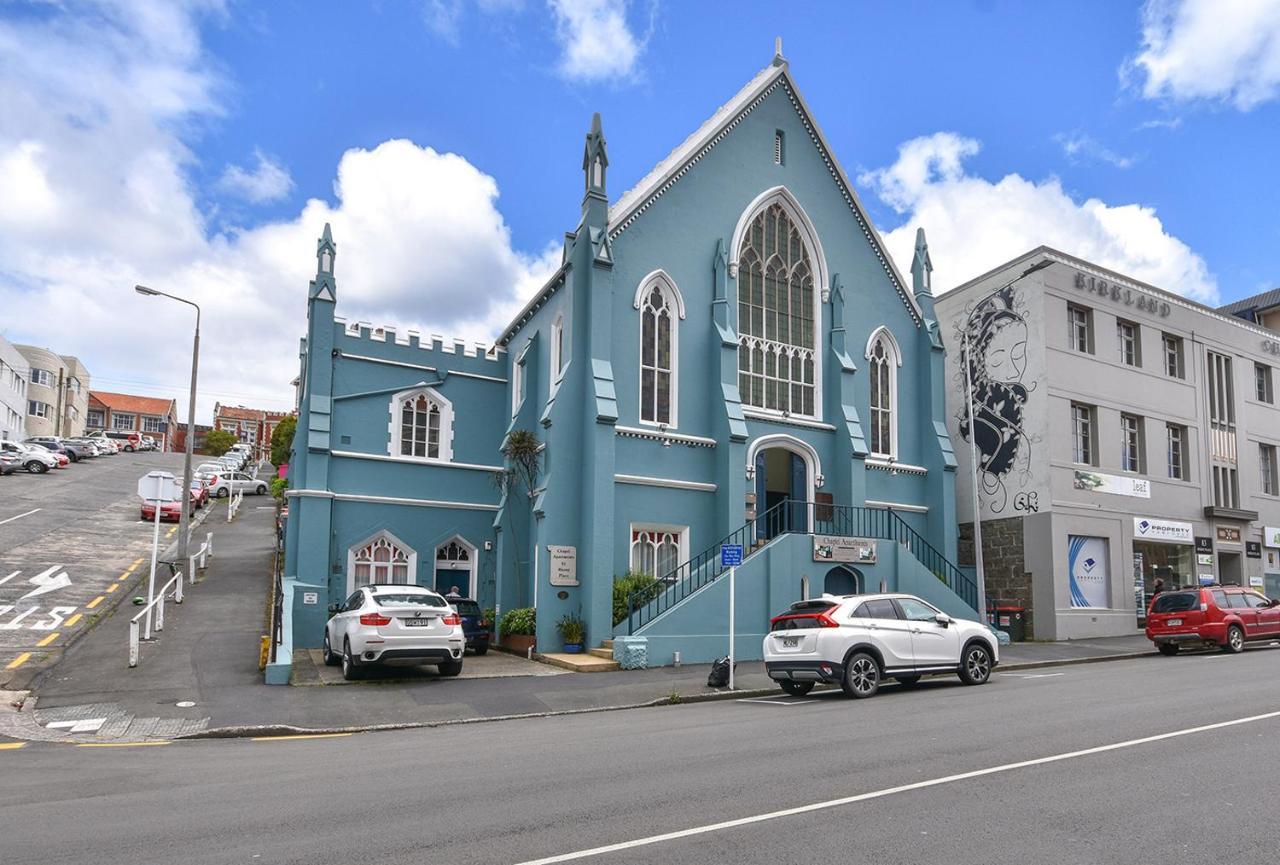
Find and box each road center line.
[0,508,41,526]
[515,708,1280,865]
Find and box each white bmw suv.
[323,584,465,681]
[763,593,998,699]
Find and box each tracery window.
[629,527,684,581]
[640,282,675,425]
[867,332,898,458]
[737,202,816,416]
[400,393,441,459]
[352,535,412,589]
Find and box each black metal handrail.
[621,500,977,635]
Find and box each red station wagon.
[1146,586,1280,655]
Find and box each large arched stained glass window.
[867,331,899,458]
[640,284,674,425]
[737,202,816,416]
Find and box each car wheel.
[1223,625,1245,654]
[779,680,814,697]
[216,488,229,498]
[322,631,340,666]
[256,484,267,495]
[438,659,463,677]
[472,645,488,656]
[125,446,134,452]
[1157,642,1180,656]
[959,643,993,685]
[841,652,881,699]
[894,675,922,687]
[27,461,47,474]
[341,640,363,681]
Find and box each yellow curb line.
[0,742,27,750]
[64,614,83,628]
[5,653,31,670]
[106,584,119,594]
[36,632,59,647]
[132,557,144,567]
[85,596,105,609]
[250,733,352,742]
[76,741,171,748]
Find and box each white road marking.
[0,508,42,526]
[515,708,1280,864]
[46,718,106,733]
[736,698,817,706]
[17,565,71,601]
[0,571,17,586]
[998,672,1065,679]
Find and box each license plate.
[1167,618,1182,626]
[403,618,434,627]
[781,636,799,648]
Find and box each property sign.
[1263,527,1280,549]
[1068,535,1110,608]
[1195,536,1214,555]
[1075,470,1150,498]
[1216,527,1242,543]
[547,545,579,586]
[720,545,743,567]
[1197,553,1214,567]
[813,535,877,564]
[1250,576,1265,588]
[1246,541,1262,559]
[1133,517,1193,544]
[137,471,180,503]
[1199,573,1216,586]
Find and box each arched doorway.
[824,566,861,596]
[749,434,820,539]
[433,536,476,598]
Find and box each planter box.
[501,634,536,654]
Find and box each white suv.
[763,593,998,699]
[323,584,465,681]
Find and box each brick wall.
[959,517,1036,639]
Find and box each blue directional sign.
[720,544,743,567]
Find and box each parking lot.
[0,450,204,688]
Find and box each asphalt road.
[3,648,1278,864]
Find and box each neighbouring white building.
[0,335,29,441]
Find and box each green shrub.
[269,476,289,500]
[500,607,536,636]
[612,572,662,626]
[557,613,586,644]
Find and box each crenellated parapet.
[331,316,507,373]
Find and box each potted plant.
[499,607,536,654]
[558,613,586,653]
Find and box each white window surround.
[387,385,454,462]
[634,270,685,429]
[512,352,526,418]
[728,186,827,422]
[865,326,902,459]
[550,313,566,395]
[434,534,478,599]
[628,522,689,579]
[345,530,418,594]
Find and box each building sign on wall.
[1068,535,1110,608]
[1246,541,1262,559]
[1075,471,1151,498]
[1263,527,1280,548]
[1073,271,1171,318]
[1216,527,1241,543]
[1263,339,1280,358]
[1195,536,1214,555]
[1197,553,1214,567]
[813,536,877,564]
[1133,517,1193,544]
[547,545,579,586]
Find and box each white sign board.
[1264,527,1280,549]
[1133,517,1194,544]
[813,535,877,564]
[1249,576,1265,588]
[1068,535,1110,608]
[302,592,318,605]
[1075,471,1150,499]
[137,471,181,503]
[547,545,578,586]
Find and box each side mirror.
[327,603,340,615]
[934,613,952,627]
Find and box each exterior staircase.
[587,639,615,660]
[535,641,620,672]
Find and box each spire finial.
[310,222,337,301]
[582,111,609,206]
[911,226,933,299]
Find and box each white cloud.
[860,132,1218,304]
[1054,133,1137,170]
[1128,0,1280,110]
[217,150,294,203]
[549,0,642,82]
[0,2,557,423]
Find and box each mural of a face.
[983,318,1027,385]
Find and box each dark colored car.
[448,597,490,655]
[1146,586,1280,654]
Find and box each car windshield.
[1151,592,1199,613]
[453,601,482,616]
[373,592,447,608]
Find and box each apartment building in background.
[15,345,90,438]
[937,248,1280,640]
[0,335,30,441]
[213,403,290,461]
[87,391,179,451]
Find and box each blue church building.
[277,48,977,681]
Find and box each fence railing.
[187,531,213,585]
[227,489,244,522]
[129,569,183,667]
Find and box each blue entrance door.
[824,566,860,596]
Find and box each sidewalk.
[4,504,1156,741]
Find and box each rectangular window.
[511,358,525,416]
[1166,424,1187,480]
[28,400,49,419]
[30,368,54,387]
[774,130,785,165]
[1071,402,1096,466]
[1116,319,1141,367]
[1162,333,1184,378]
[1067,304,1093,353]
[86,409,104,429]
[1255,363,1273,404]
[1120,413,1144,473]
[112,413,136,431]
[628,525,687,581]
[142,416,165,433]
[1207,351,1236,464]
[1213,465,1240,509]
[550,316,566,390]
[1261,445,1278,496]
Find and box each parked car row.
[192,443,269,497]
[0,433,128,475]
[85,430,162,452]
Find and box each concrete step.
[601,639,614,649]
[536,652,620,673]
[587,647,614,660]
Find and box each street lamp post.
[136,285,200,572]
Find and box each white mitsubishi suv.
[323,584,465,681]
[763,593,997,699]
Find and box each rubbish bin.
[993,604,1026,642]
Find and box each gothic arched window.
[390,387,453,461]
[350,533,414,589]
[639,276,680,426]
[866,329,901,458]
[737,202,816,416]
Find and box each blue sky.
[2,0,1278,418]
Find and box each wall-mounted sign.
[1068,536,1110,608]
[1246,541,1262,559]
[1197,553,1214,567]
[1250,576,1265,588]
[1075,471,1150,498]
[1195,536,1214,555]
[547,545,579,586]
[1263,340,1280,357]
[1133,517,1193,544]
[1264,526,1280,549]
[1073,271,1171,318]
[814,536,876,564]
[1216,526,1242,543]
[1199,574,1216,586]
[302,592,318,605]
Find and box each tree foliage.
[270,415,297,466]
[205,429,237,456]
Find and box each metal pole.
[178,308,200,572]
[728,564,736,690]
[145,494,161,639]
[964,332,988,620]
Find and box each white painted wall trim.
[615,474,717,492]
[864,499,930,513]
[742,409,837,431]
[339,352,508,383]
[615,425,717,448]
[331,450,503,473]
[864,458,928,476]
[632,269,687,319]
[285,489,500,511]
